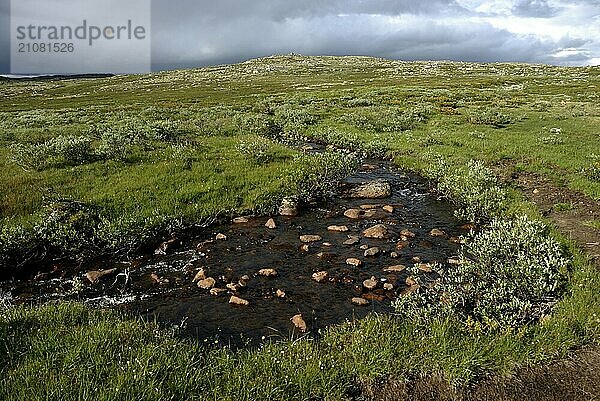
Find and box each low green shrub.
[394,216,569,330]
[9,135,94,171]
[427,155,508,223]
[468,108,514,127]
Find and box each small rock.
[276,289,286,298]
[229,296,250,306]
[312,271,329,283]
[360,244,369,250]
[215,233,227,240]
[300,235,322,243]
[34,272,49,281]
[343,236,360,245]
[279,196,299,216]
[461,223,475,231]
[239,275,251,286]
[448,258,462,265]
[291,314,307,332]
[395,241,409,250]
[344,208,362,219]
[360,204,382,210]
[449,236,462,244]
[265,218,277,229]
[390,251,399,258]
[364,247,381,257]
[197,277,216,290]
[383,283,394,291]
[400,229,416,238]
[418,264,433,273]
[533,189,540,195]
[383,205,394,213]
[150,273,169,286]
[258,268,278,277]
[85,268,117,284]
[362,293,386,302]
[346,258,362,267]
[363,276,378,290]
[192,268,207,282]
[363,224,388,239]
[300,244,310,252]
[363,210,377,218]
[406,277,418,286]
[226,283,240,291]
[322,242,333,247]
[210,288,227,296]
[347,179,392,199]
[233,217,249,224]
[327,225,349,232]
[411,256,421,263]
[430,229,446,237]
[383,265,406,273]
[352,297,370,306]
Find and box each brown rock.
[215,233,227,240]
[265,218,277,229]
[400,229,416,238]
[300,235,322,243]
[418,264,433,273]
[363,293,386,302]
[383,205,394,213]
[363,276,378,290]
[258,268,278,277]
[343,235,360,245]
[347,179,392,199]
[233,217,249,224]
[363,210,377,218]
[210,288,227,296]
[312,271,329,283]
[395,241,409,250]
[390,251,399,258]
[150,273,169,286]
[406,277,418,287]
[85,268,117,284]
[276,289,286,298]
[346,258,362,267]
[229,295,250,306]
[344,208,362,219]
[226,283,240,291]
[291,314,308,332]
[197,277,216,290]
[322,242,333,247]
[360,244,369,250]
[352,297,370,306]
[300,244,310,252]
[412,256,421,263]
[327,225,349,232]
[360,204,382,210]
[383,283,394,291]
[364,247,381,257]
[363,224,388,239]
[383,265,406,273]
[192,268,207,282]
[430,229,446,237]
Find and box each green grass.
[1,56,600,399]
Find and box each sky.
[1,0,599,74]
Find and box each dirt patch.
[362,346,600,401]
[514,171,600,268]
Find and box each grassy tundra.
[1,56,599,400]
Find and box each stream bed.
[1,158,469,345]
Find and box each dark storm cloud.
[512,0,558,18]
[0,0,9,73]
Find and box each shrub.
[237,138,276,164]
[341,106,430,132]
[427,156,507,223]
[9,135,94,171]
[469,108,514,127]
[9,142,51,171]
[49,135,94,165]
[97,130,135,161]
[273,105,318,137]
[394,216,569,330]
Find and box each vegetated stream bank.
[0,154,469,345]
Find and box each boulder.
[327,225,349,232]
[197,277,216,290]
[265,218,277,229]
[192,268,207,282]
[347,179,392,199]
[363,224,388,239]
[343,236,360,245]
[258,268,278,277]
[352,297,370,306]
[300,235,322,243]
[291,314,308,332]
[363,247,381,257]
[229,296,250,306]
[383,205,394,213]
[312,271,329,283]
[383,265,406,273]
[363,276,378,290]
[344,209,362,219]
[346,258,362,267]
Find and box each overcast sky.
[1,0,599,74]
